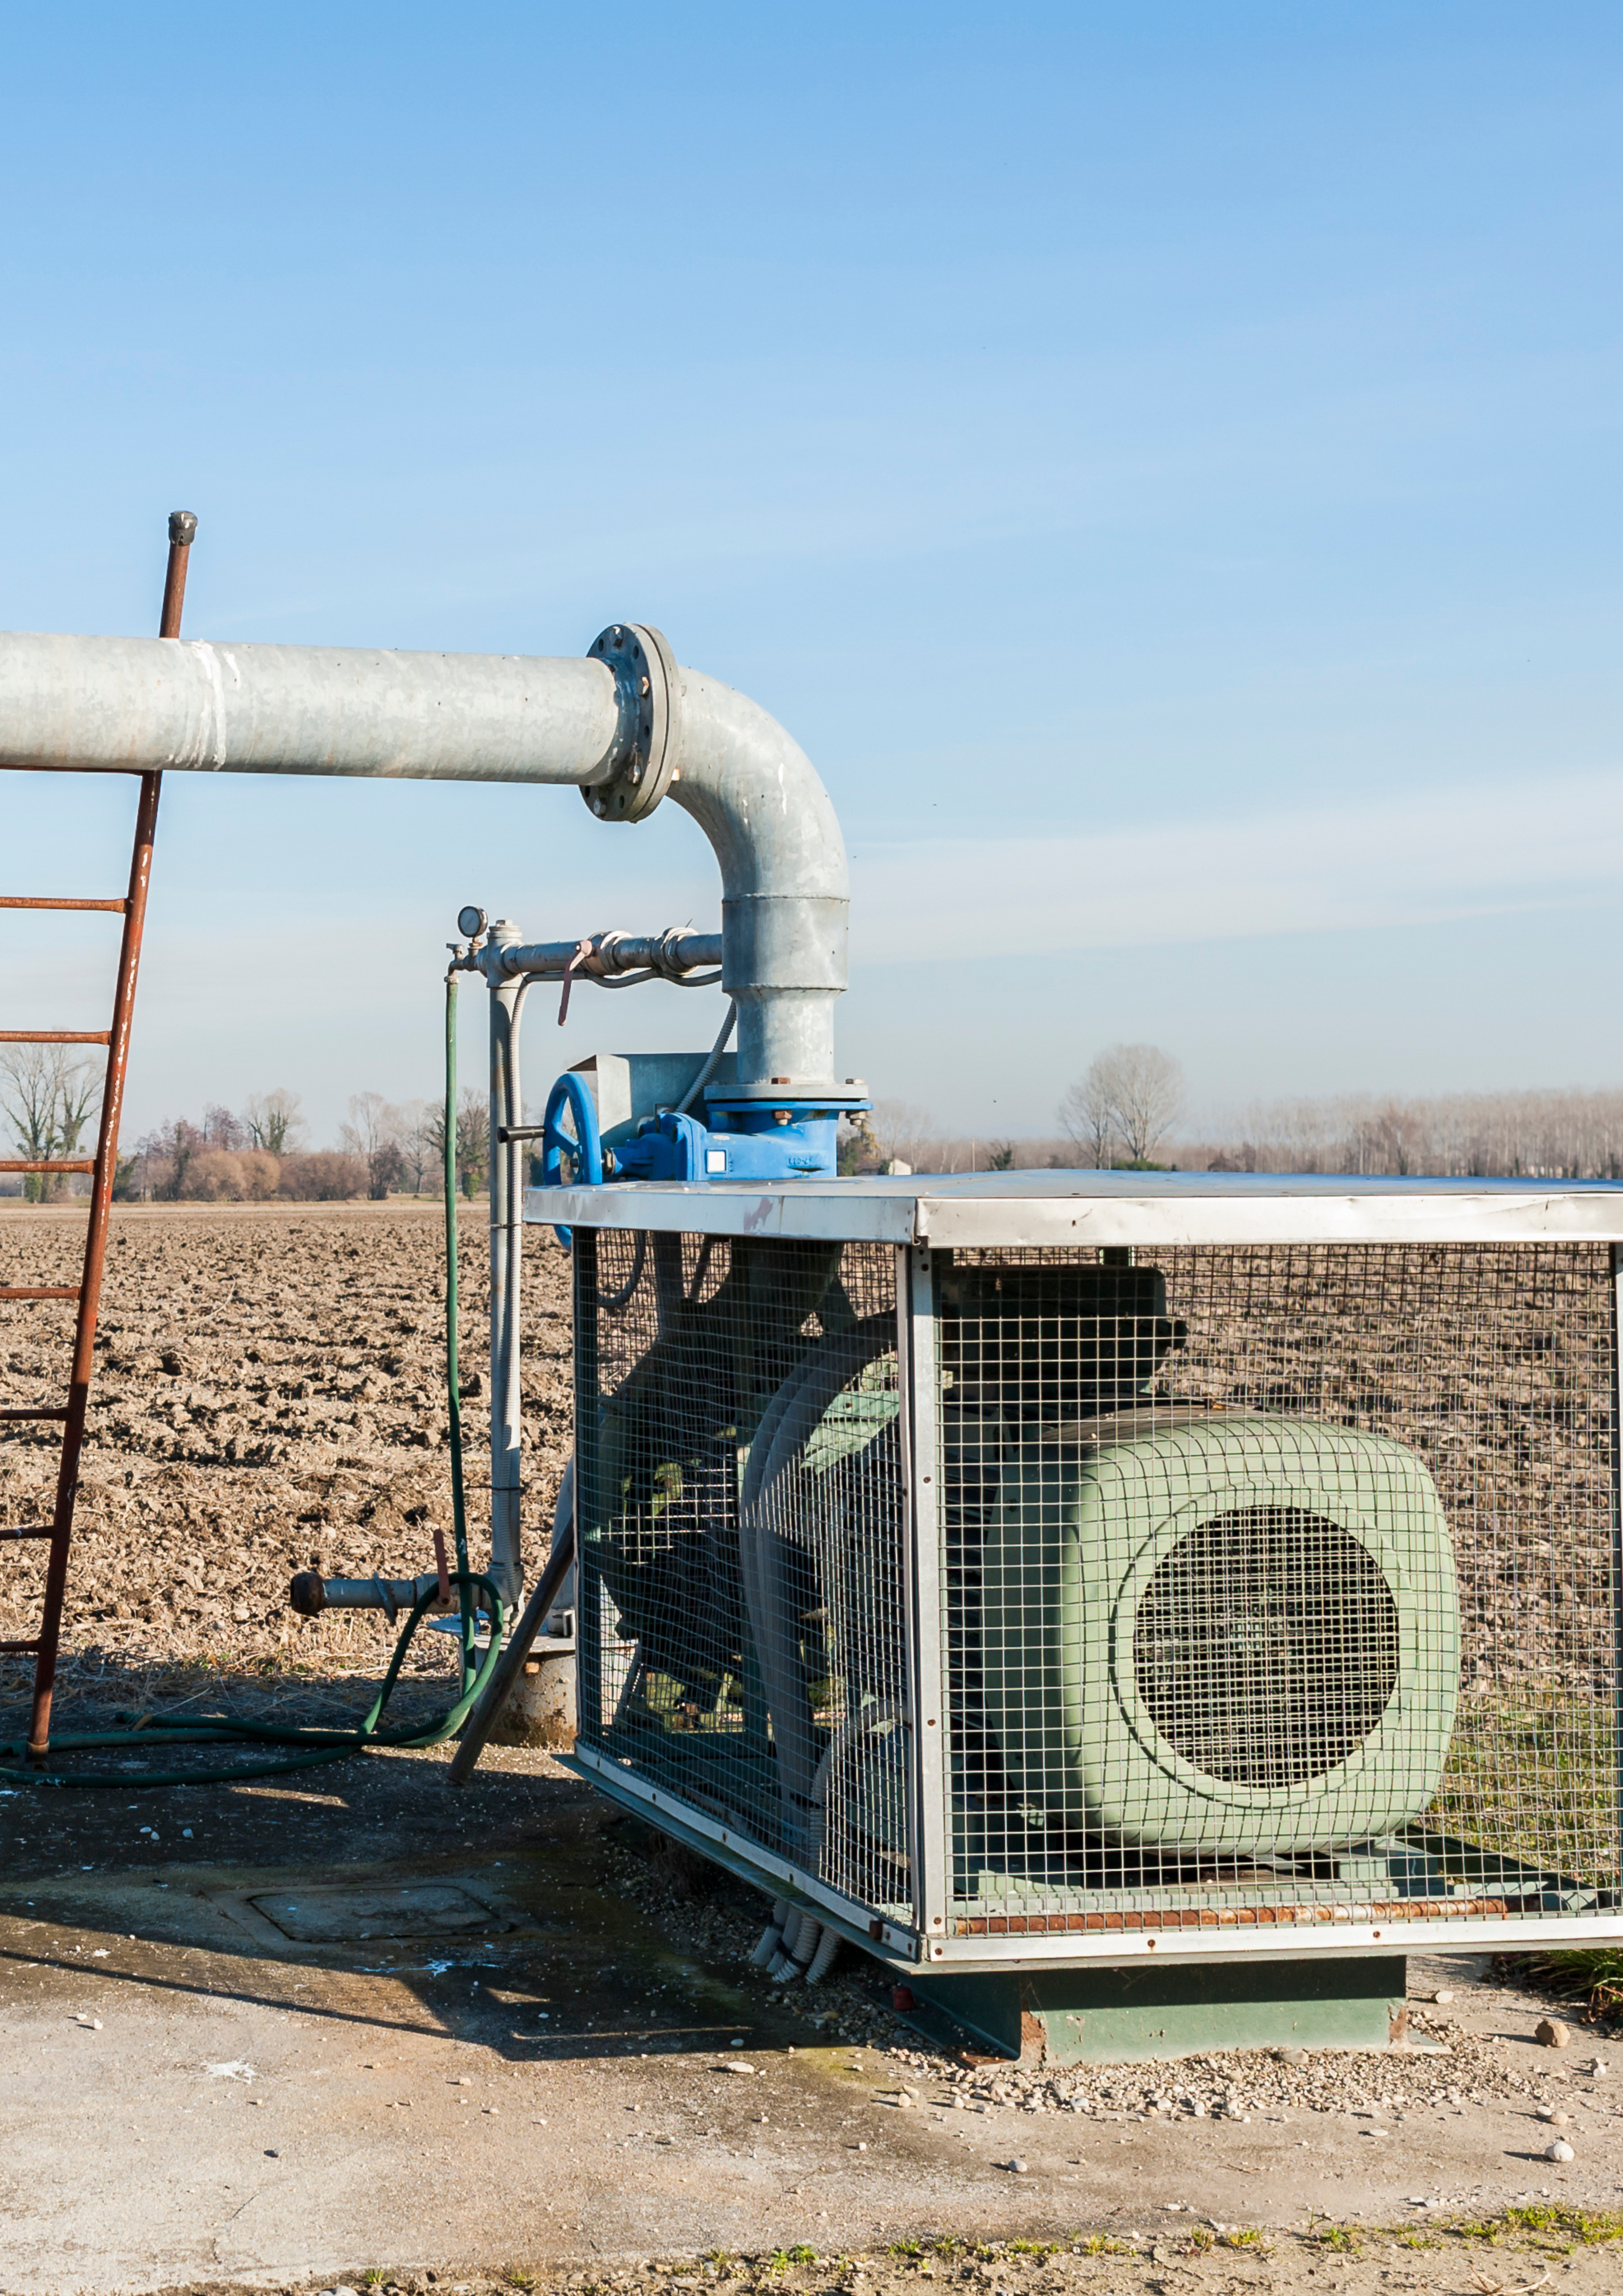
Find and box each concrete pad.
[1,1743,1621,2293]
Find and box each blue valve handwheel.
[541,1071,603,1247]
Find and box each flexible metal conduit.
[0,625,849,1090]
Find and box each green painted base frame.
[904,1955,1408,2064]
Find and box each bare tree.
[341,1091,392,1157]
[1057,1062,1118,1168]
[202,1102,245,1149]
[1059,1044,1183,1169]
[244,1088,307,1156]
[1357,1099,1429,1178]
[132,1117,205,1202]
[869,1100,939,1171]
[1108,1044,1183,1164]
[396,1100,439,1194]
[340,1091,408,1198]
[2,1047,66,1203]
[0,1046,102,1202]
[454,1085,488,1198]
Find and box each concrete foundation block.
[905,1955,1408,2063]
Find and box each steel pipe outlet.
[0,622,851,1090]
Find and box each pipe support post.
[487,919,526,1614]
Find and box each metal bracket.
[581,623,681,824]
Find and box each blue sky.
[1,4,1618,1141]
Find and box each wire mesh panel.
[573,1230,909,1918]
[939,1245,1620,1939]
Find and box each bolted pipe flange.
[581,623,680,824]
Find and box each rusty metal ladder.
[1,513,195,1758]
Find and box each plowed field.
[0,1200,572,1705]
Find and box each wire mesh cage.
[572,1229,912,1932]
[556,1184,1623,1970]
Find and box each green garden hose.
[0,963,504,1787]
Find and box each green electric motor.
[979,1411,1460,1855]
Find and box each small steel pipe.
[486,929,723,981]
[288,1569,448,1620]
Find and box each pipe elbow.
[668,670,848,905]
[668,667,850,1092]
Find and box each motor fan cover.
[979,1412,1459,1854]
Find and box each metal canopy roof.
[524,1168,1623,1248]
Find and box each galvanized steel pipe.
[671,670,849,1094]
[0,633,623,784]
[0,626,850,1090]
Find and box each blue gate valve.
[540,1070,603,1245]
[536,1074,872,1239]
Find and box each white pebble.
[1546,2140,1575,2163]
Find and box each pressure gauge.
[457,905,487,940]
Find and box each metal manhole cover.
[246,1883,513,1943]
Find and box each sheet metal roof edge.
[524,1171,1623,1249]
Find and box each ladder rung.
[0,1159,95,1173]
[0,1286,80,1301]
[0,1527,52,1543]
[0,1638,43,1652]
[0,1031,111,1045]
[0,1407,69,1421]
[0,897,127,913]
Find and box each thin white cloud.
[851,770,1623,961]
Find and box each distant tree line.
[15,1037,1623,1204]
[840,1055,1623,1183]
[1186,1086,1623,1179]
[0,1057,494,1203]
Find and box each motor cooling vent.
[979,1410,1458,1853]
[1132,1505,1403,1791]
